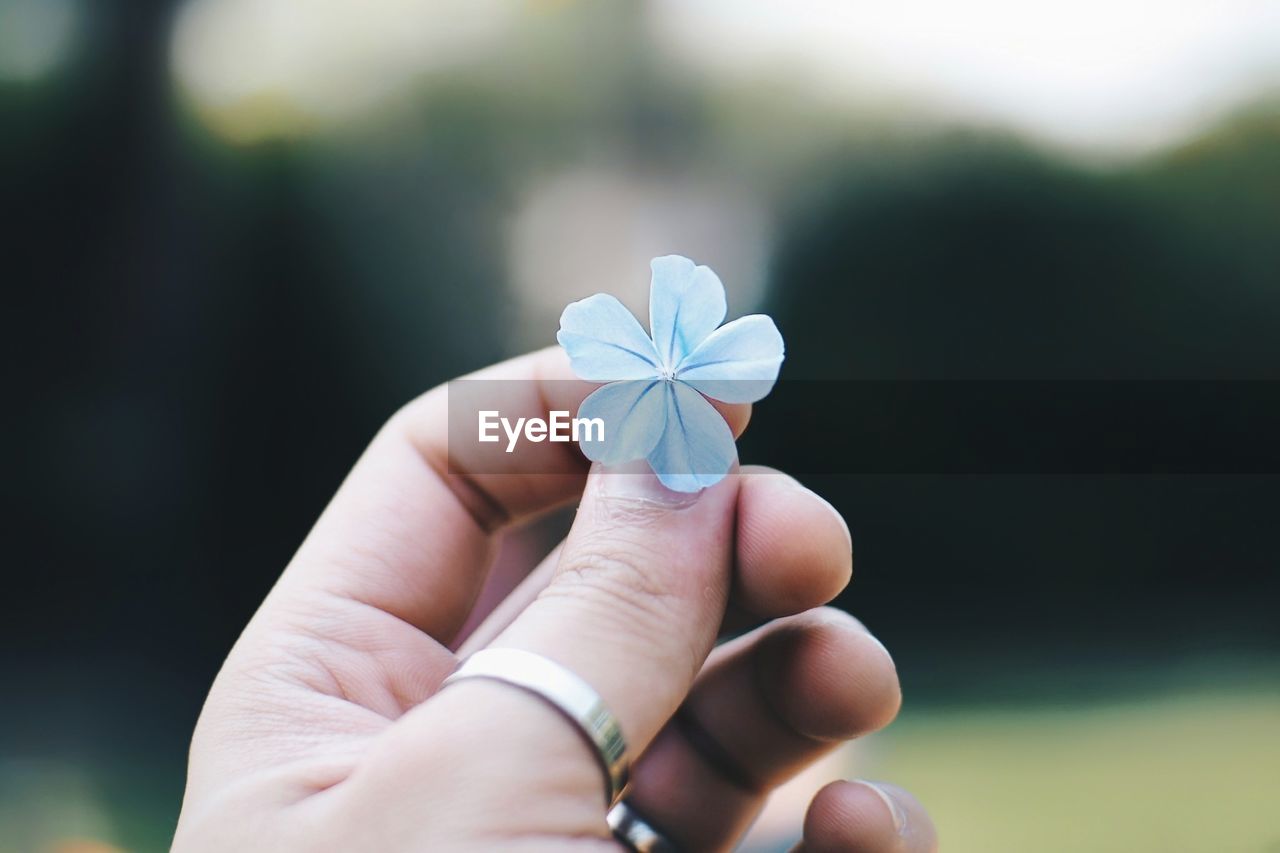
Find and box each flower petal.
[575,379,667,465]
[646,381,737,492]
[558,294,661,381]
[677,315,785,403]
[648,255,727,371]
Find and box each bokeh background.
[3,1,1279,851]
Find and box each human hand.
[174,348,937,852]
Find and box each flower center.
[659,365,677,381]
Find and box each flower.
[557,255,785,492]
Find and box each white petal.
[558,294,661,381]
[677,315,785,403]
[648,255,727,371]
[575,380,667,465]
[646,381,737,492]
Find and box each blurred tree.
[752,130,1280,688]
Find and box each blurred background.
[3,1,1279,850]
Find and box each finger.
[456,468,852,650]
[624,608,900,852]
[493,461,740,751]
[731,469,852,618]
[267,346,749,647]
[798,780,938,853]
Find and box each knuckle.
[550,534,675,618]
[541,535,703,680]
[595,492,691,527]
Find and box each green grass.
[6,687,1279,852]
[855,691,1280,853]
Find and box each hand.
[174,348,937,852]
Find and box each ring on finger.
[608,799,680,853]
[439,647,630,805]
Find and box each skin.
[174,347,939,852]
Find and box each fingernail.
[852,779,907,835]
[596,461,700,508]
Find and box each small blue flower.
[557,255,785,492]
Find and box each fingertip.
[735,470,853,617]
[714,400,753,438]
[805,780,937,853]
[804,780,894,852]
[757,608,901,742]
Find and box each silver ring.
[608,800,679,853]
[439,648,629,805]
